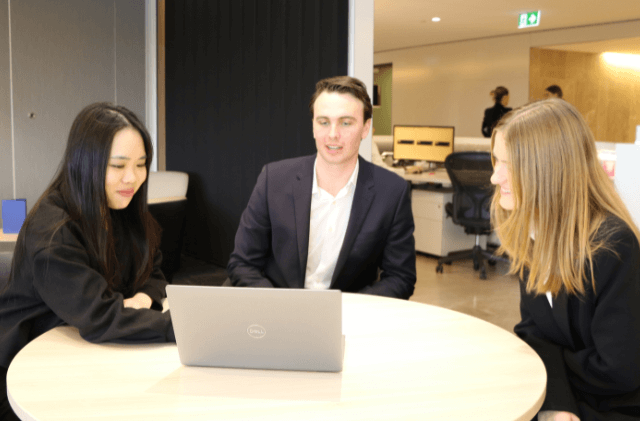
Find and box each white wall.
[350,0,374,161]
[374,20,640,138]
[615,144,640,230]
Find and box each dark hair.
[491,86,509,104]
[11,102,159,293]
[545,85,563,98]
[309,76,373,122]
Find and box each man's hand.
[538,411,580,421]
[123,292,153,309]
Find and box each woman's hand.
[123,292,153,309]
[538,411,580,421]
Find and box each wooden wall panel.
[530,47,640,143]
[631,77,640,142]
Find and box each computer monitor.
[393,125,454,163]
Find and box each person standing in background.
[482,86,512,138]
[544,85,563,99]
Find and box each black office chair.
[149,200,188,283]
[147,171,189,283]
[435,152,503,279]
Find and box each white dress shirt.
[304,159,359,290]
[531,233,554,308]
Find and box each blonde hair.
[490,99,640,297]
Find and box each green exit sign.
[519,11,540,29]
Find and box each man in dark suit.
[227,76,416,299]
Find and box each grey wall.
[1,0,146,222]
[115,0,146,120]
[0,2,12,228]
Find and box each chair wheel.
[436,264,443,274]
[480,267,487,280]
[488,258,497,266]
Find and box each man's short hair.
[309,76,372,122]
[545,85,563,98]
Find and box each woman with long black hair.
[0,103,174,420]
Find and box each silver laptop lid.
[166,285,343,372]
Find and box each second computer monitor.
[393,125,454,163]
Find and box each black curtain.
[165,0,349,266]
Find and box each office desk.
[402,168,452,188]
[0,229,18,242]
[0,229,18,252]
[398,169,480,256]
[8,293,546,421]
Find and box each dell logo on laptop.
[247,324,266,339]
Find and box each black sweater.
[515,219,640,420]
[0,192,174,369]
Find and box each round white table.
[8,293,546,420]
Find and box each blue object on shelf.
[2,199,27,234]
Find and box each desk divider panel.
[393,125,454,162]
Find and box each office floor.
[411,253,521,333]
[173,252,522,333]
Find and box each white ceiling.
[374,0,640,53]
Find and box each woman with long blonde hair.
[490,99,640,421]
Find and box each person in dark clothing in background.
[482,86,512,138]
[0,103,175,420]
[544,85,563,99]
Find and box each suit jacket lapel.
[526,290,576,350]
[551,291,576,350]
[292,157,314,288]
[331,158,375,287]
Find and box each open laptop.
[166,285,344,372]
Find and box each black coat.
[482,103,512,137]
[515,219,640,420]
[0,191,174,371]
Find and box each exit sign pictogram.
[519,11,540,29]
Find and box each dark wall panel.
[165,0,348,265]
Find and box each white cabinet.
[411,189,479,257]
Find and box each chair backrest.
[0,251,13,287]
[147,171,189,202]
[444,152,494,230]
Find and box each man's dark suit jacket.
[227,154,416,299]
[515,218,640,420]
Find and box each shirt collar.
[312,157,360,196]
